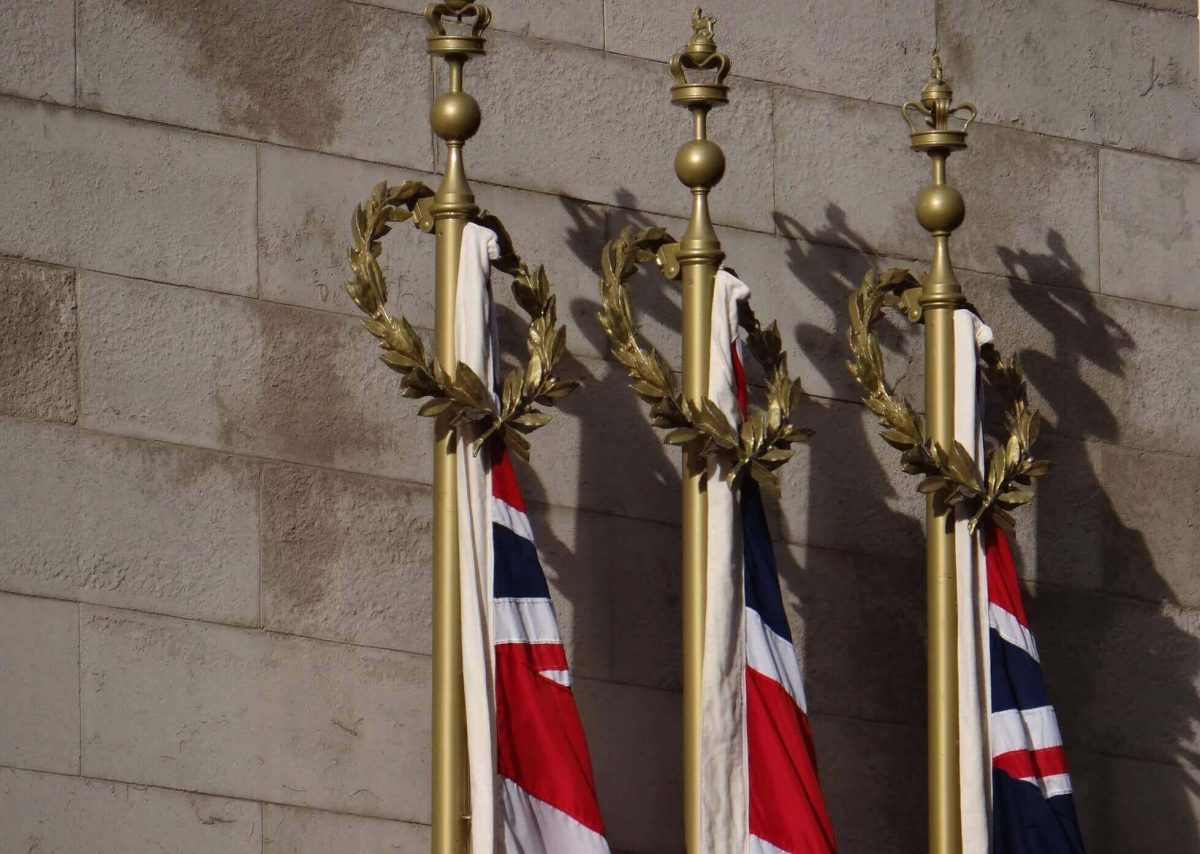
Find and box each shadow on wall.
[775,205,928,852]
[996,234,1200,854]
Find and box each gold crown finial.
[670,7,730,106]
[425,1,491,55]
[901,53,976,152]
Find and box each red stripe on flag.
[993,745,1070,782]
[520,642,569,674]
[747,667,838,854]
[490,441,527,512]
[985,524,1030,628]
[496,643,606,834]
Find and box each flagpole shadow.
[994,233,1200,853]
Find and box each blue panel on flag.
[990,631,1052,714]
[741,479,793,643]
[493,523,551,599]
[992,770,1086,854]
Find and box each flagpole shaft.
[903,56,972,854]
[676,108,726,854]
[428,10,486,850]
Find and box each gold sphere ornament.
[915,184,965,233]
[430,91,481,141]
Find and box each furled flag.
[952,311,1086,854]
[454,223,610,853]
[701,270,837,854]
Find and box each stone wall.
[1,1,1197,851]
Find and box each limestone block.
[1099,443,1200,609]
[575,677,682,854]
[0,593,79,774]
[939,0,1200,160]
[810,714,924,853]
[76,0,432,168]
[261,463,434,654]
[0,420,259,624]
[1100,148,1200,311]
[776,397,926,560]
[0,0,74,104]
[605,0,933,106]
[81,607,432,822]
[0,767,261,854]
[1072,750,1200,854]
[773,88,1100,290]
[1031,587,1200,768]
[782,544,924,727]
[460,31,776,233]
[78,270,434,482]
[0,99,256,295]
[968,271,1200,459]
[0,258,77,423]
[263,804,428,853]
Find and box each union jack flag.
[985,525,1085,853]
[454,223,609,853]
[702,270,837,853]
[951,310,1085,854]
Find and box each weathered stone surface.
[575,677,681,854]
[773,88,1100,289]
[0,0,74,104]
[968,271,1200,459]
[1072,750,1200,854]
[78,270,434,482]
[1100,148,1200,311]
[939,0,1200,161]
[261,464,433,653]
[462,31,776,233]
[810,714,925,853]
[0,420,259,624]
[1031,587,1200,768]
[1099,444,1200,609]
[77,0,432,168]
[263,804,428,853]
[0,767,261,854]
[1006,434,1107,593]
[81,607,432,821]
[0,594,79,775]
[257,146,437,318]
[783,543,924,726]
[605,0,933,106]
[0,99,256,295]
[380,0,604,48]
[776,397,925,559]
[0,258,77,423]
[516,350,681,525]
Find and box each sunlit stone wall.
[1,1,1197,850]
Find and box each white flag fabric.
[953,309,995,854]
[453,222,610,854]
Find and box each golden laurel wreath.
[597,225,812,495]
[345,181,578,459]
[846,268,1052,533]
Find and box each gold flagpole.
[668,12,730,852]
[427,3,490,852]
[901,55,976,854]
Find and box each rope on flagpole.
[846,266,1053,533]
[597,223,812,496]
[344,180,580,459]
